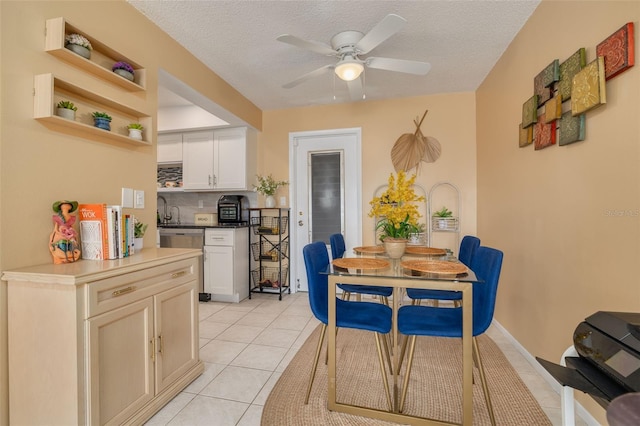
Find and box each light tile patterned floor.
[144,292,587,426]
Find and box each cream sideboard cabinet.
[2,248,204,426]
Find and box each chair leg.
[324,326,339,365]
[473,336,497,426]
[374,332,393,412]
[397,333,408,373]
[380,331,393,374]
[399,335,417,413]
[341,291,351,301]
[305,324,327,404]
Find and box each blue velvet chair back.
[470,246,504,335]
[329,233,346,260]
[458,235,480,267]
[302,241,331,324]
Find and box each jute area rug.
[262,324,552,425]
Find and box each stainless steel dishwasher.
[159,227,205,296]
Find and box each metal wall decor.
[518,22,635,150]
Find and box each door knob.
[298,220,304,226]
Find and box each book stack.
[78,204,136,260]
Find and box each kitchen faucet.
[170,206,181,224]
[157,195,171,224]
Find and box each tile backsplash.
[156,190,258,225]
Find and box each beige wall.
[477,0,640,422]
[0,1,260,424]
[261,93,478,247]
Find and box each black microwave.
[217,195,249,224]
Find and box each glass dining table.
[321,249,481,425]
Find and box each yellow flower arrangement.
[369,171,425,241]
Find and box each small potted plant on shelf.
[64,33,92,59]
[112,61,135,82]
[127,123,144,140]
[254,174,288,208]
[56,100,77,121]
[91,111,112,131]
[432,206,458,231]
[134,218,147,251]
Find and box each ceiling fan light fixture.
[334,58,364,81]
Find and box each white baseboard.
[491,320,601,426]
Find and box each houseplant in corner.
[369,170,425,258]
[64,33,92,59]
[112,61,135,82]
[56,100,77,121]
[254,174,288,208]
[91,112,112,131]
[127,123,144,140]
[134,219,147,251]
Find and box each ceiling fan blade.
[367,57,431,75]
[356,14,407,54]
[282,64,334,89]
[347,77,364,101]
[277,34,336,56]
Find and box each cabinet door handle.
[158,334,164,354]
[171,271,186,279]
[150,339,155,362]
[112,286,135,297]
[208,175,212,186]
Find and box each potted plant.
[254,174,288,208]
[112,61,135,82]
[369,171,425,258]
[127,123,144,140]
[64,33,92,59]
[432,206,458,231]
[134,219,147,251]
[56,100,77,121]
[91,111,112,131]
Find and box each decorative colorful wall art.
[519,123,533,147]
[597,22,635,80]
[558,48,586,101]
[518,22,635,150]
[522,95,538,128]
[571,56,606,115]
[534,60,559,106]
[534,114,556,150]
[558,112,586,146]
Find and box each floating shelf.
[45,17,146,92]
[34,73,152,146]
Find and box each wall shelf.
[45,17,146,92]
[34,73,152,146]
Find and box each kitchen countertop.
[158,223,249,229]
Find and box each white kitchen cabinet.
[213,127,257,190]
[204,228,249,302]
[3,248,203,426]
[182,130,215,190]
[157,132,183,163]
[162,127,257,191]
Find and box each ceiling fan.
[277,14,431,100]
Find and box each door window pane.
[310,152,342,243]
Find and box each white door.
[289,128,362,292]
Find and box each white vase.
[134,238,144,251]
[128,128,143,140]
[265,195,276,208]
[384,238,407,259]
[114,68,135,81]
[56,108,75,121]
[65,43,91,59]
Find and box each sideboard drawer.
[87,258,197,317]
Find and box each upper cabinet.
[159,127,257,192]
[45,17,146,91]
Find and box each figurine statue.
[49,200,81,264]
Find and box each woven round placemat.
[405,246,447,256]
[332,258,390,270]
[401,259,467,275]
[353,245,385,254]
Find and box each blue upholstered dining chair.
[302,241,393,409]
[405,235,481,306]
[329,233,393,303]
[397,245,503,425]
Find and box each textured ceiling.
[129,0,540,111]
